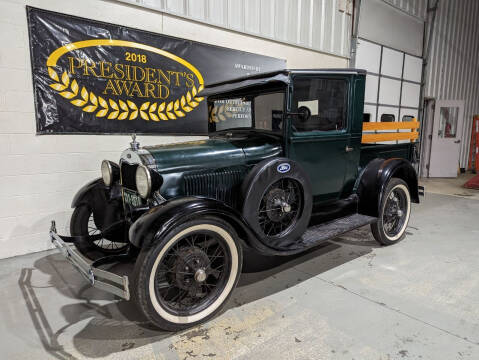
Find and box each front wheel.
[132,217,242,331]
[371,178,411,245]
[70,205,129,260]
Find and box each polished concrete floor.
[420,173,479,200]
[1,191,479,359]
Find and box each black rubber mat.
[285,214,377,250]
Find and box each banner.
[27,7,286,135]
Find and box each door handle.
[454,140,461,143]
[345,146,354,152]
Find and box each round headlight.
[101,160,113,186]
[136,165,152,199]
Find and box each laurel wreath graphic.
[208,104,233,123]
[47,67,204,121]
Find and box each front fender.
[357,158,419,217]
[71,178,124,232]
[129,197,330,256]
[128,197,255,250]
[71,178,106,208]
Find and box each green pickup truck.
[50,69,422,331]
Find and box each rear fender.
[357,158,419,217]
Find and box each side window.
[254,92,284,131]
[292,78,348,132]
[381,113,395,122]
[402,115,414,122]
[363,113,371,122]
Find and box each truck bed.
[360,142,415,167]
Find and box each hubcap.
[195,269,207,282]
[281,202,292,213]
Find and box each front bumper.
[49,221,130,300]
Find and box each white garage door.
[356,38,422,143]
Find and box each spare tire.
[241,158,312,250]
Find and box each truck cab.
[51,69,421,331]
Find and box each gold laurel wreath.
[47,67,204,121]
[208,104,233,123]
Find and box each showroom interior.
[1,0,479,358]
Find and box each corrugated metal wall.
[424,0,479,168]
[119,0,352,58]
[382,0,428,20]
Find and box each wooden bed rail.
[361,118,419,143]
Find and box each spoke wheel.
[153,230,231,316]
[258,178,302,237]
[87,213,128,252]
[371,178,411,246]
[133,217,242,331]
[70,205,128,260]
[382,189,408,238]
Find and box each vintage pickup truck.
[50,69,423,331]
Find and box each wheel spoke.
[156,281,170,289]
[85,213,127,252]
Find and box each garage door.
[356,38,422,143]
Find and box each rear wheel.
[133,217,242,331]
[70,205,128,260]
[371,178,411,245]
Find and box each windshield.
[208,92,285,133]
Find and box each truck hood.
[124,133,283,173]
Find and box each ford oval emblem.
[277,163,291,174]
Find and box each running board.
[285,214,377,251]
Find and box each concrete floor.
[420,173,479,200]
[1,191,479,359]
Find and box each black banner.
[27,7,285,135]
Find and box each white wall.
[382,0,427,20]
[424,0,479,169]
[119,0,353,58]
[0,0,348,259]
[358,0,424,57]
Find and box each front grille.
[183,167,247,208]
[121,162,138,190]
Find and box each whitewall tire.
[132,217,242,331]
[371,178,411,245]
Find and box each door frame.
[287,74,353,202]
[419,97,435,178]
[428,99,465,177]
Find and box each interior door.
[429,100,464,177]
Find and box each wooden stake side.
[362,118,419,144]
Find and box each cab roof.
[202,68,366,98]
